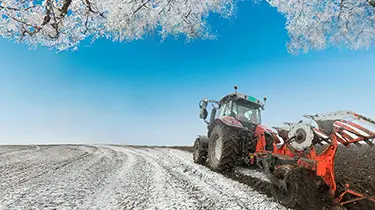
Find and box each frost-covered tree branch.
[267,0,375,54]
[0,0,235,50]
[1,0,375,53]
[0,0,106,50]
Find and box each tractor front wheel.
[193,138,207,164]
[208,124,239,171]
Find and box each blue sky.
[0,1,375,145]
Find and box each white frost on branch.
[0,0,235,50]
[1,0,375,53]
[267,0,375,54]
[102,0,235,42]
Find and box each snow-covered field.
[0,145,285,210]
[235,167,271,183]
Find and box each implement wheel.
[271,167,325,209]
[270,166,299,208]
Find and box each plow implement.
[256,111,375,208]
[193,88,374,209]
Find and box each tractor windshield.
[232,100,261,125]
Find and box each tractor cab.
[218,93,263,126]
[199,86,266,131]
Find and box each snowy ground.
[0,145,285,210]
[235,167,271,183]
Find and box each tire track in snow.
[0,145,286,210]
[160,148,284,209]
[0,145,40,156]
[136,147,235,209]
[129,147,201,210]
[0,146,114,210]
[133,147,285,210]
[0,146,98,192]
[83,146,154,210]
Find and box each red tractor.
[193,87,375,208]
[193,86,273,170]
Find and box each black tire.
[208,124,240,171]
[270,166,299,208]
[193,138,207,164]
[271,167,324,209]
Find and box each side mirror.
[199,98,209,119]
[200,108,208,119]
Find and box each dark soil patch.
[223,166,272,197]
[210,164,334,210]
[287,167,333,210]
[331,145,375,210]
[314,145,375,209]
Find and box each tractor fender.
[196,135,209,149]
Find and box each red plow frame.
[252,111,375,207]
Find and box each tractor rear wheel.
[193,138,207,164]
[208,124,239,171]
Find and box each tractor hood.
[219,116,258,132]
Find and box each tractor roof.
[219,93,263,107]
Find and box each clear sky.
[0,1,375,146]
